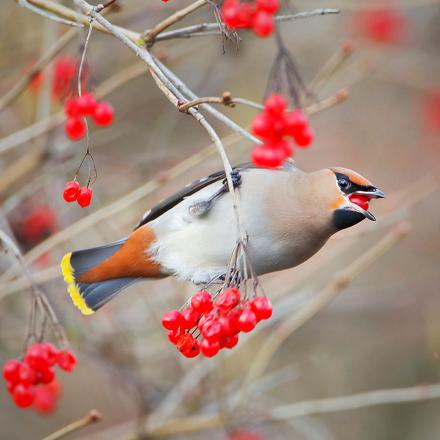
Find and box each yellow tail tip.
[60,252,94,316]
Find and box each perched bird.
[61,163,384,315]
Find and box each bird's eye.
[338,177,350,189]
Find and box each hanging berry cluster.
[64,92,114,141]
[162,288,272,358]
[222,0,279,37]
[251,94,313,168]
[63,180,93,208]
[3,343,76,410]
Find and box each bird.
[61,162,384,315]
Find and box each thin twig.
[42,410,102,440]
[154,9,340,41]
[0,62,146,156]
[144,0,208,45]
[305,88,349,115]
[128,383,440,438]
[308,40,354,96]
[14,0,338,43]
[13,0,139,40]
[178,92,235,112]
[0,28,77,114]
[153,56,260,144]
[18,0,83,27]
[0,230,68,348]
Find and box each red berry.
[52,57,76,99]
[25,344,49,371]
[65,117,86,140]
[251,113,275,139]
[63,180,80,203]
[42,343,59,366]
[197,312,215,333]
[216,287,241,311]
[265,138,292,156]
[168,327,183,344]
[176,334,195,352]
[251,145,285,168]
[77,186,93,208]
[284,110,308,136]
[37,366,55,385]
[222,0,242,28]
[93,101,114,126]
[12,383,35,407]
[181,340,200,358]
[203,321,222,341]
[251,297,273,320]
[294,127,314,147]
[200,338,220,357]
[238,3,256,28]
[57,350,77,372]
[253,10,275,37]
[180,308,198,329]
[64,97,81,117]
[18,363,37,386]
[45,379,61,398]
[34,385,57,413]
[237,309,257,333]
[264,94,287,116]
[3,360,21,383]
[223,334,239,349]
[161,310,182,331]
[217,316,236,336]
[256,0,279,14]
[6,380,16,394]
[77,93,97,116]
[21,206,57,245]
[354,8,407,44]
[191,291,213,313]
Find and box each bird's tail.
[61,227,162,315]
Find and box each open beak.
[353,188,386,199]
[346,187,385,221]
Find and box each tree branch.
[144,0,209,45]
[42,410,101,440]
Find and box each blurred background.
[1,0,440,439]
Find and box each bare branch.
[42,410,102,440]
[178,92,235,112]
[144,0,209,45]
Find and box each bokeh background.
[1,0,440,439]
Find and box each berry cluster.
[64,92,114,141]
[222,0,279,38]
[251,94,313,168]
[162,288,272,358]
[3,343,76,410]
[63,180,93,208]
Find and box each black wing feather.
[134,163,255,230]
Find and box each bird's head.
[328,167,385,230]
[304,167,385,231]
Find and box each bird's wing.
[134,160,298,230]
[134,163,255,230]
